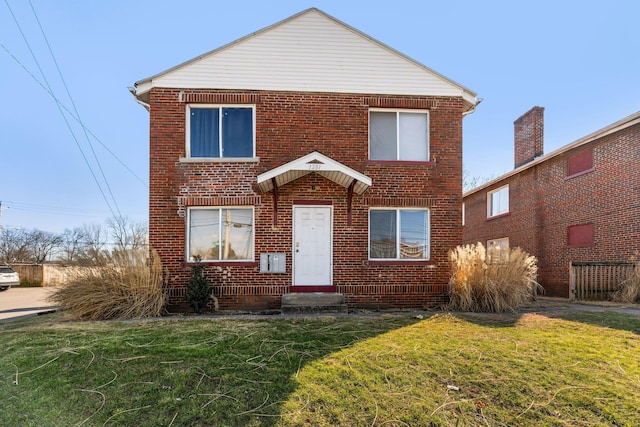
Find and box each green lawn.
[1,309,639,426]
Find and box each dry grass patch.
[48,249,165,320]
[612,258,640,303]
[449,243,542,312]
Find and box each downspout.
[128,86,150,111]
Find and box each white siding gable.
[136,9,477,108]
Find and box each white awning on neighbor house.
[256,151,371,194]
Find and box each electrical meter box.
[260,253,286,273]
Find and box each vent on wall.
[260,253,286,273]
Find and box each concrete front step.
[281,292,348,313]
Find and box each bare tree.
[106,215,148,252]
[59,227,86,263]
[0,228,31,263]
[81,223,109,265]
[463,169,495,193]
[30,230,63,263]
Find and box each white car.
[0,266,20,291]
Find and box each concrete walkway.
[0,288,638,322]
[529,297,640,317]
[0,287,58,322]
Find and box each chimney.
[514,106,544,168]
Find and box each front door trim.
[292,205,333,291]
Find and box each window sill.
[184,261,258,267]
[565,243,594,249]
[179,157,260,163]
[486,212,510,221]
[368,260,435,266]
[565,167,594,180]
[366,160,436,166]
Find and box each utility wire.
[3,0,118,218]
[0,43,147,187]
[2,200,115,217]
[28,0,123,217]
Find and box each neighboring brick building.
[463,107,640,297]
[131,8,479,311]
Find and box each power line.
[27,0,122,218]
[3,0,119,218]
[1,200,115,217]
[0,43,147,187]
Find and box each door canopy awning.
[257,151,371,195]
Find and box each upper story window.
[187,207,254,261]
[369,110,429,161]
[567,149,593,177]
[187,105,255,158]
[369,208,430,260]
[487,185,509,218]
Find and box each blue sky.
[1,0,639,233]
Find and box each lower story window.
[369,209,430,260]
[487,237,510,263]
[187,207,254,261]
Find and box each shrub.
[612,256,640,303]
[48,249,165,320]
[184,257,214,313]
[448,243,541,312]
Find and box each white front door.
[293,206,332,286]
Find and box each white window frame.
[186,206,255,262]
[185,104,256,160]
[368,208,430,261]
[462,202,465,226]
[487,237,509,263]
[368,109,430,161]
[487,185,509,218]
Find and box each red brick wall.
[149,88,465,311]
[464,121,640,297]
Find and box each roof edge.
[464,110,640,197]
[132,8,479,109]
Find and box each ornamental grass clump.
[612,256,640,303]
[448,243,541,312]
[49,249,165,320]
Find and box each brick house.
[132,8,479,311]
[463,107,640,297]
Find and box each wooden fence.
[10,264,92,287]
[10,264,43,285]
[570,261,634,301]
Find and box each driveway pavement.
[0,287,59,321]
